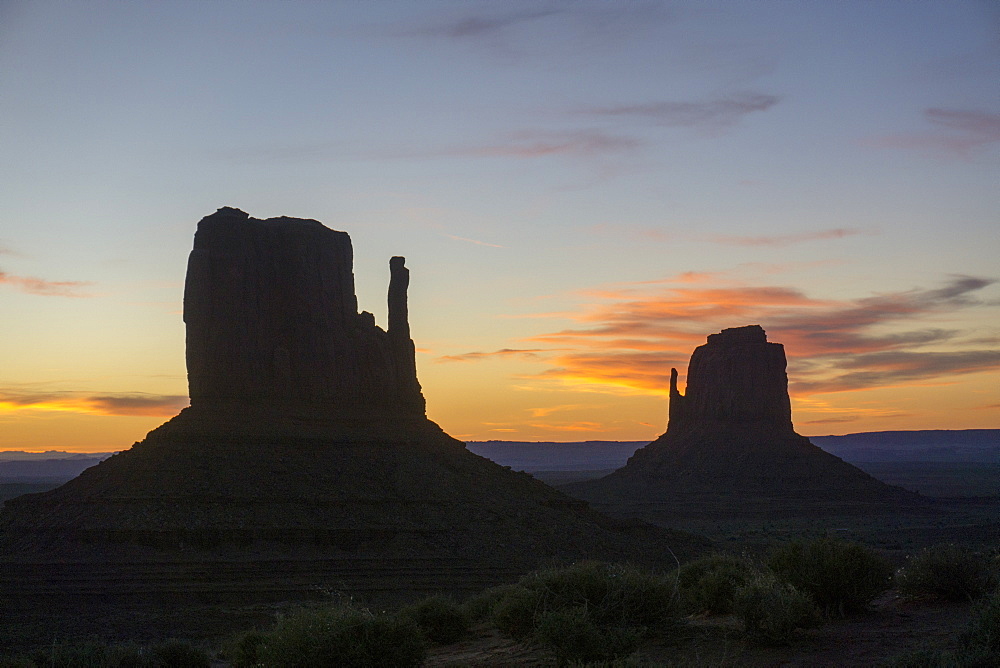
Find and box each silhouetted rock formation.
[564,325,924,520]
[184,207,424,416]
[0,208,705,646]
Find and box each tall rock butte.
[184,209,423,416]
[0,208,705,645]
[563,325,923,520]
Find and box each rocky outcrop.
[184,207,424,415]
[0,208,706,646]
[564,325,923,520]
[668,325,791,428]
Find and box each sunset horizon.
[2,1,997,453]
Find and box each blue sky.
[1,1,998,451]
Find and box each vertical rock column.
[388,256,424,413]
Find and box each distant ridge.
[813,429,999,463]
[464,430,1000,471]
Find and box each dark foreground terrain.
[2,453,997,665]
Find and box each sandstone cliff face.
[565,325,923,518]
[669,325,792,429]
[184,207,424,415]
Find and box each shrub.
[461,583,525,622]
[769,537,893,615]
[221,629,267,668]
[733,573,821,645]
[674,553,756,615]
[533,606,641,666]
[256,605,426,668]
[896,545,997,603]
[491,585,544,639]
[487,562,679,663]
[964,588,1000,654]
[29,640,107,667]
[518,561,679,629]
[399,595,469,644]
[147,639,210,667]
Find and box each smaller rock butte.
[564,325,924,519]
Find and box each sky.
[1,0,998,453]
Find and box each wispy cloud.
[588,224,864,248]
[399,4,674,53]
[0,244,24,257]
[518,273,998,397]
[218,129,640,165]
[863,107,1000,157]
[586,92,780,133]
[437,348,548,363]
[708,228,862,247]
[448,130,641,159]
[404,8,564,39]
[0,270,93,297]
[527,404,586,417]
[0,391,188,417]
[440,233,505,248]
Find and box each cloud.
[527,404,586,417]
[440,233,505,248]
[0,270,94,297]
[449,129,641,159]
[400,4,674,51]
[587,92,780,133]
[708,228,862,247]
[792,350,1000,395]
[589,224,864,248]
[405,8,564,39]
[519,273,998,397]
[219,129,640,165]
[863,107,1000,157]
[437,348,548,363]
[802,416,860,425]
[0,391,188,417]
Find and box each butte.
[563,325,924,522]
[0,207,705,642]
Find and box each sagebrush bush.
[487,561,680,663]
[733,573,821,645]
[256,605,425,668]
[23,638,209,668]
[533,606,642,666]
[964,588,1000,654]
[491,585,544,639]
[460,583,525,622]
[769,537,893,615]
[147,639,210,667]
[518,561,680,629]
[221,629,268,668]
[400,595,469,644]
[29,640,106,668]
[896,544,997,603]
[674,553,757,615]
